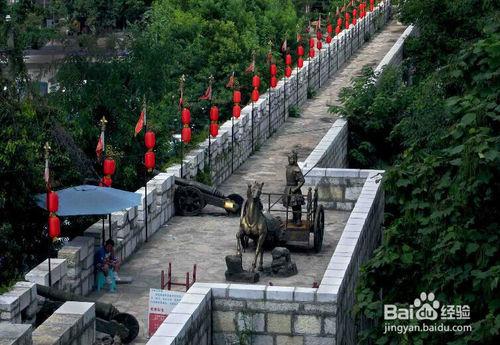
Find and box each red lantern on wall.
[309,37,315,48]
[327,23,333,34]
[209,106,219,122]
[209,123,219,137]
[181,126,191,143]
[144,151,155,171]
[252,75,261,89]
[46,191,59,213]
[335,25,341,36]
[326,35,332,44]
[285,54,292,66]
[337,18,342,28]
[309,49,315,58]
[232,104,241,118]
[251,89,259,102]
[144,131,156,149]
[103,158,116,176]
[181,108,191,125]
[48,215,60,238]
[297,45,304,57]
[270,76,278,88]
[345,13,350,29]
[297,57,304,68]
[317,41,323,50]
[285,66,292,78]
[270,64,277,76]
[316,31,322,40]
[233,90,241,104]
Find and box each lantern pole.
[336,30,339,70]
[179,75,185,178]
[251,51,256,153]
[99,116,108,247]
[283,47,287,125]
[296,25,300,107]
[207,75,214,173]
[44,142,53,287]
[267,40,272,138]
[231,72,236,174]
[140,98,150,243]
[318,17,322,89]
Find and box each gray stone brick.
[304,336,335,345]
[294,315,322,335]
[237,312,265,333]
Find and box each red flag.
[134,102,146,136]
[281,39,287,53]
[96,131,104,159]
[226,72,235,88]
[245,61,255,74]
[199,84,212,100]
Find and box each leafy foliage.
[331,2,499,343]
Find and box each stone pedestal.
[224,255,259,283]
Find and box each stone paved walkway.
[92,20,406,344]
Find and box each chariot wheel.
[313,205,325,253]
[174,186,206,216]
[112,312,139,343]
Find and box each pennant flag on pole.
[96,131,104,159]
[199,84,212,100]
[245,61,255,74]
[281,39,287,53]
[226,72,235,88]
[134,101,146,136]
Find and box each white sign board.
[148,288,185,336]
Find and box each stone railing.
[0,282,37,325]
[374,24,416,75]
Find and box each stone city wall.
[0,282,38,325]
[374,24,416,76]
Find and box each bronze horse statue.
[237,182,281,272]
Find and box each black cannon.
[174,177,243,216]
[36,284,139,344]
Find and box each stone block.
[212,311,235,332]
[237,312,265,333]
[0,323,32,345]
[304,336,335,345]
[324,317,336,335]
[253,335,274,345]
[55,301,95,327]
[277,335,304,345]
[294,287,316,302]
[228,284,265,300]
[303,303,336,315]
[247,301,299,313]
[266,286,294,301]
[267,313,291,334]
[213,299,245,311]
[294,315,322,335]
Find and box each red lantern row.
[233,90,241,118]
[210,106,219,138]
[181,107,191,144]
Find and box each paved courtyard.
[92,20,406,344]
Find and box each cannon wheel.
[313,205,325,253]
[112,313,140,344]
[174,186,206,216]
[226,193,244,215]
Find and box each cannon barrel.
[36,284,119,320]
[174,177,226,198]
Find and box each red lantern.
[326,35,332,44]
[209,106,219,122]
[285,54,292,66]
[144,151,155,171]
[252,75,261,89]
[297,57,304,68]
[181,126,191,143]
[101,176,113,187]
[316,31,322,40]
[270,64,277,76]
[370,0,374,11]
[270,76,278,88]
[232,104,241,118]
[46,191,59,213]
[285,66,292,78]
[103,158,116,176]
[297,45,304,57]
[233,90,241,104]
[48,215,60,238]
[335,25,341,36]
[345,19,350,29]
[317,41,323,50]
[251,89,259,102]
[209,123,219,137]
[337,18,342,28]
[309,49,315,58]
[327,24,333,34]
[181,108,191,125]
[144,131,156,149]
[309,37,315,48]
[353,9,357,19]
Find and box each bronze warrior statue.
[283,150,305,226]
